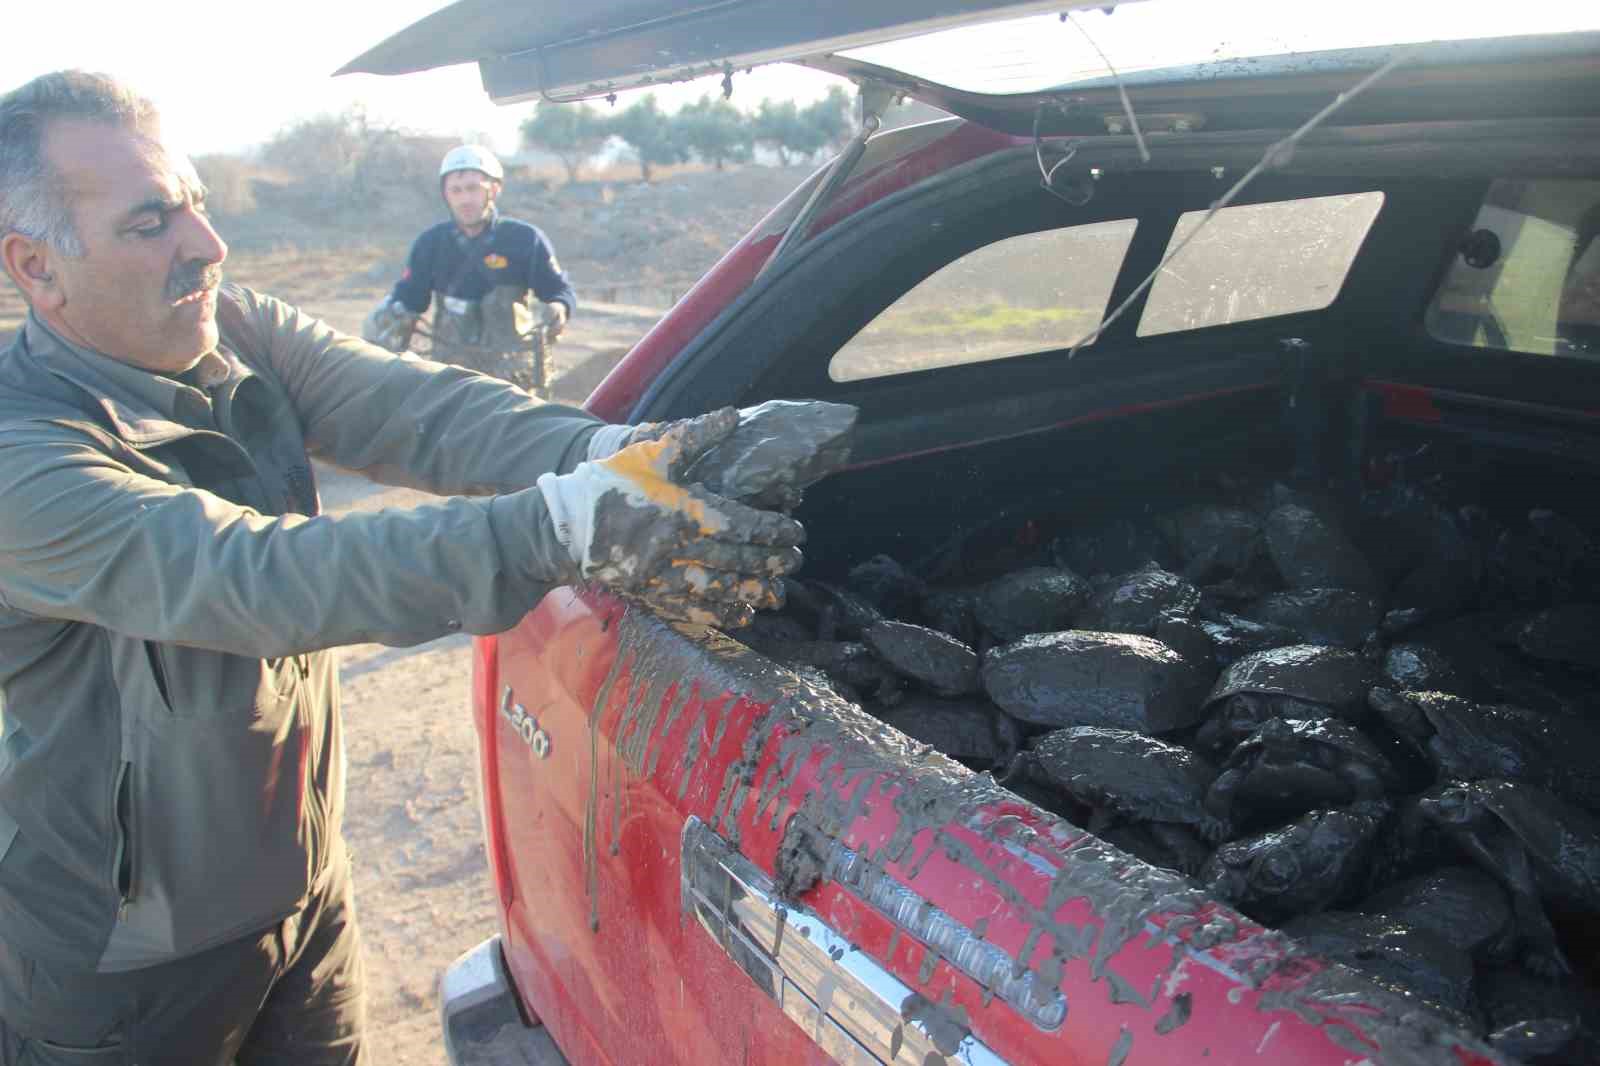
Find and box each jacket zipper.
[113,761,138,919]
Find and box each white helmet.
[439,145,503,184]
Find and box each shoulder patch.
[483,253,509,270]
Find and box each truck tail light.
[471,635,516,909]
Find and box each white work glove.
[584,420,664,462]
[539,408,805,628]
[541,300,569,338]
[361,297,419,353]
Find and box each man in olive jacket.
[0,72,803,1065]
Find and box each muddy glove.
[361,297,418,353]
[583,400,858,510]
[538,408,805,628]
[541,300,569,338]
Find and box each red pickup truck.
[348,4,1600,1063]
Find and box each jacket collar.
[22,313,251,447]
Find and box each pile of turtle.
[734,459,1600,1063]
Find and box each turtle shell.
[1204,644,1376,714]
[1429,778,1600,914]
[1076,566,1201,636]
[1023,726,1224,839]
[983,630,1210,733]
[1236,588,1382,650]
[974,567,1091,643]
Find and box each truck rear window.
[1138,191,1385,336]
[828,220,1137,382]
[1425,178,1600,359]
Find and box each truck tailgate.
[485,591,1503,1065]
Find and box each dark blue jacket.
[391,213,576,317]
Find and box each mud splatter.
[900,992,971,1056]
[1107,1026,1134,1066]
[589,612,1502,1064]
[1156,991,1192,1034]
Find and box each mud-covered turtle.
[1205,717,1397,826]
[973,566,1091,643]
[1075,566,1201,636]
[1479,963,1600,1065]
[733,611,818,653]
[1152,613,1216,673]
[1196,611,1302,668]
[1481,507,1600,609]
[1417,778,1600,978]
[873,695,1022,770]
[862,620,980,697]
[783,579,885,641]
[1380,643,1479,700]
[982,630,1210,733]
[1513,603,1600,671]
[1169,503,1263,583]
[1408,612,1583,717]
[1279,911,1478,1025]
[1264,502,1381,594]
[759,639,904,706]
[1369,688,1600,811]
[1235,588,1382,650]
[1007,726,1228,842]
[1051,517,1176,580]
[1194,644,1376,756]
[1092,819,1214,878]
[683,398,857,512]
[1201,804,1386,923]
[918,585,981,648]
[846,554,927,620]
[1356,865,1516,963]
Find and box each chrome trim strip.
[681,817,1009,1066]
[823,841,1066,1029]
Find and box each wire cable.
[1066,50,1412,358]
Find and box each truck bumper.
[440,937,569,1066]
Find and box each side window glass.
[828,221,1138,383]
[1426,179,1600,359]
[1138,192,1385,336]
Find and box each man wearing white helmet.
[363,145,576,385]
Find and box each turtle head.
[1416,782,1484,830]
[1197,694,1273,755]
[1367,688,1431,739]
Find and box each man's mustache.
[165,261,223,302]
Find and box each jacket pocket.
[110,762,137,918]
[141,643,171,714]
[18,1037,127,1064]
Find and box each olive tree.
[519,102,611,183]
[675,95,753,170]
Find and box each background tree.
[802,86,855,156]
[519,102,611,183]
[610,95,688,182]
[751,99,805,166]
[260,108,445,214]
[675,95,752,170]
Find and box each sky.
[9,0,1599,158]
[7,0,848,157]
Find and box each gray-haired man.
[0,71,804,1065]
